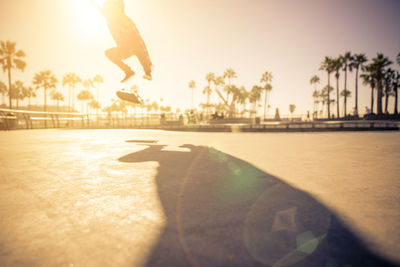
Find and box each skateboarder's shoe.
[143,73,152,81]
[116,90,143,104]
[121,70,135,83]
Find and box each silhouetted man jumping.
[91,0,153,83]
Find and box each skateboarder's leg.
[105,47,135,82]
[135,47,152,80]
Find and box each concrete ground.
[0,129,399,267]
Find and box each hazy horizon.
[0,0,399,116]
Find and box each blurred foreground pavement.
[0,129,399,267]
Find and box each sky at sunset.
[0,0,399,116]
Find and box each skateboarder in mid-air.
[91,0,153,84]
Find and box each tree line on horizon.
[313,51,400,119]
[0,40,189,116]
[0,40,107,113]
[0,39,295,119]
[187,69,274,119]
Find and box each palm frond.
[14,59,26,71]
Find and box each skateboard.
[116,90,143,104]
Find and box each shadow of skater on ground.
[119,144,397,267]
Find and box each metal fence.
[0,108,183,130]
[0,108,87,130]
[1,108,399,132]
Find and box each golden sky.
[0,0,399,115]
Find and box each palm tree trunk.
[395,88,398,115]
[355,67,359,115]
[370,87,374,114]
[44,87,47,127]
[336,76,340,118]
[384,91,389,114]
[327,73,331,119]
[344,69,348,117]
[312,100,315,116]
[207,93,210,119]
[227,78,231,104]
[377,81,383,115]
[191,89,194,111]
[7,62,12,109]
[68,85,71,112]
[44,87,47,112]
[72,86,75,112]
[263,90,267,119]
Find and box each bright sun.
[73,0,106,36]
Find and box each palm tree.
[237,86,249,116]
[126,85,139,116]
[33,70,58,113]
[83,78,94,100]
[202,85,212,117]
[371,53,393,115]
[11,80,25,108]
[260,71,273,119]
[0,81,7,105]
[188,80,196,110]
[229,84,241,116]
[20,84,32,108]
[320,85,334,117]
[88,100,101,116]
[350,53,368,116]
[320,56,334,118]
[205,73,215,87]
[340,52,353,117]
[0,41,27,108]
[214,76,228,110]
[393,70,400,114]
[332,57,342,118]
[20,83,33,109]
[50,91,64,112]
[310,75,320,118]
[77,90,94,113]
[205,73,215,117]
[361,66,376,114]
[249,85,262,117]
[223,68,237,103]
[312,89,320,117]
[310,75,320,92]
[62,73,81,112]
[289,104,296,120]
[152,101,159,113]
[329,99,336,117]
[397,52,400,66]
[383,68,394,114]
[92,74,104,105]
[340,89,352,115]
[24,86,37,108]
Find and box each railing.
[0,109,183,130]
[0,108,87,130]
[1,108,399,132]
[241,120,400,132]
[159,120,400,132]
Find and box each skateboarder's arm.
[90,0,103,13]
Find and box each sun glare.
[73,0,105,36]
